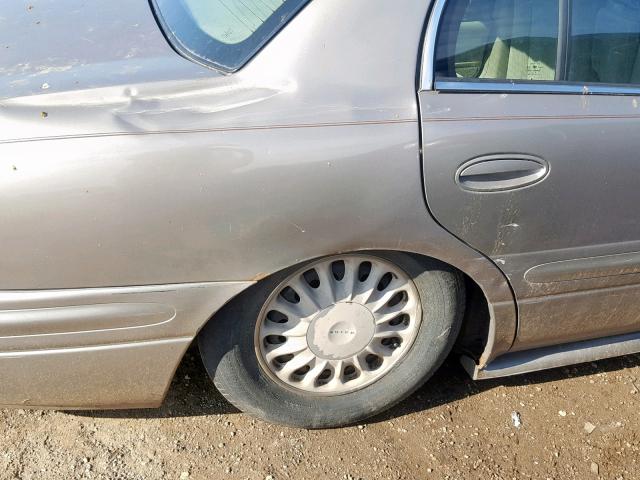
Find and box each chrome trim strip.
[420,0,448,91]
[423,113,640,122]
[435,81,640,96]
[419,0,640,96]
[462,331,640,380]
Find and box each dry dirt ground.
[1,348,639,480]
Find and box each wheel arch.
[195,247,516,371]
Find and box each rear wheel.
[198,251,465,428]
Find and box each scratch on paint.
[289,222,306,233]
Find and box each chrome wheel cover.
[255,254,422,395]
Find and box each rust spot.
[251,272,269,281]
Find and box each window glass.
[182,0,285,45]
[152,0,309,72]
[435,0,640,87]
[568,0,640,84]
[435,0,559,82]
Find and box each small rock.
[41,83,50,90]
[265,476,274,480]
[559,410,567,417]
[180,472,190,480]
[590,462,599,475]
[511,411,522,428]
[584,422,596,435]
[40,111,48,118]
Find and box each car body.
[1,0,639,425]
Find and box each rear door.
[419,0,640,350]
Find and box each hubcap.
[255,255,422,395]
[307,302,375,360]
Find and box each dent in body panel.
[0,0,438,297]
[0,0,518,396]
[0,0,424,144]
[0,76,295,143]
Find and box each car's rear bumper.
[0,338,191,409]
[0,281,251,409]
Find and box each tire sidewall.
[199,251,465,428]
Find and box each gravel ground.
[1,348,639,480]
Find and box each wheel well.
[195,250,492,364]
[404,252,491,362]
[455,274,491,361]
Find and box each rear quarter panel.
[0,0,517,407]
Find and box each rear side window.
[434,0,640,87]
[151,0,310,72]
[435,0,559,82]
[568,0,640,84]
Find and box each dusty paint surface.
[0,0,207,100]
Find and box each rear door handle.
[456,154,549,192]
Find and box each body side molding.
[525,251,640,284]
[0,303,176,338]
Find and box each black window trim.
[555,0,570,81]
[149,0,311,73]
[421,0,640,95]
